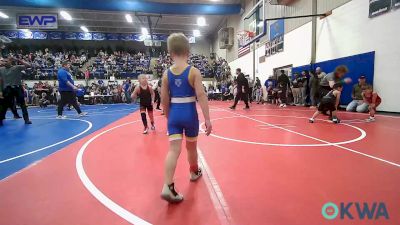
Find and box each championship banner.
[265,35,284,57]
[369,0,391,18]
[17,14,58,29]
[269,19,284,41]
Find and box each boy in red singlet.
[362,86,381,122]
[131,75,155,134]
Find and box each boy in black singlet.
[131,75,155,134]
[309,83,343,124]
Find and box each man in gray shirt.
[0,55,31,126]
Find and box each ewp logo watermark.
[322,202,389,220]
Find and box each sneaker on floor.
[161,183,184,203]
[243,106,250,110]
[78,112,88,117]
[56,115,67,119]
[281,104,287,108]
[151,125,156,130]
[332,118,340,124]
[190,168,203,182]
[14,115,22,119]
[309,118,315,123]
[366,117,376,122]
[229,106,236,110]
[25,120,32,125]
[143,128,149,134]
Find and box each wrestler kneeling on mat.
[160,33,212,203]
[309,83,343,124]
[131,75,155,134]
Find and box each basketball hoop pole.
[263,12,330,21]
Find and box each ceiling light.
[0,12,9,19]
[125,14,133,23]
[60,11,72,21]
[141,27,149,35]
[197,17,206,26]
[193,29,201,37]
[80,26,89,33]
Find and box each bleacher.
[91,52,151,79]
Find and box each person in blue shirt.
[57,61,87,119]
[160,33,212,203]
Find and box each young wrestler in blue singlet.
[160,33,212,203]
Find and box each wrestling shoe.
[309,118,315,123]
[143,128,149,134]
[332,118,340,124]
[161,183,184,203]
[366,116,376,122]
[151,123,155,130]
[56,115,67,119]
[190,168,203,182]
[78,112,88,117]
[229,106,236,110]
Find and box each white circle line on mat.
[0,118,92,164]
[200,114,366,147]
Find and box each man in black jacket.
[277,70,290,107]
[230,68,250,109]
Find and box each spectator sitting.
[39,92,50,108]
[346,75,371,113]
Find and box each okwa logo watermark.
[322,202,389,220]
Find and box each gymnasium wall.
[228,22,312,80]
[316,0,400,112]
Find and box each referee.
[0,56,31,125]
[57,61,87,119]
[230,68,250,110]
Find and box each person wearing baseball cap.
[56,60,87,119]
[346,75,372,113]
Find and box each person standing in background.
[291,73,301,105]
[230,68,250,110]
[246,75,254,103]
[309,70,320,108]
[0,56,32,125]
[300,70,309,106]
[56,61,87,119]
[277,70,290,107]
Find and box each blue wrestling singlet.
[167,65,199,141]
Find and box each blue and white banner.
[106,33,120,41]
[78,32,92,40]
[92,33,106,41]
[17,14,58,29]
[33,31,48,40]
[48,32,63,40]
[18,30,33,39]
[1,30,195,43]
[64,32,78,40]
